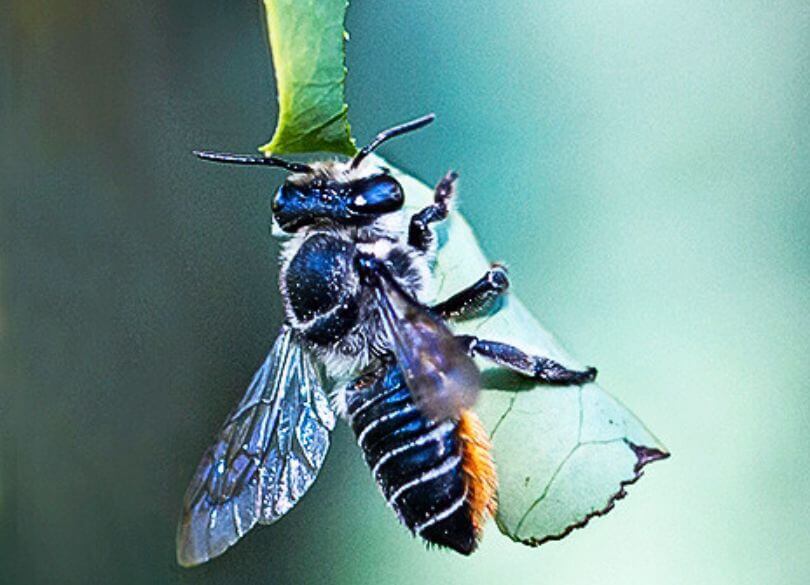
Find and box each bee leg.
[456,336,598,385]
[408,170,458,252]
[431,264,510,321]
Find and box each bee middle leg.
[456,335,597,385]
[408,170,458,252]
[431,264,510,321]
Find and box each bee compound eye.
[348,175,404,214]
[273,183,305,212]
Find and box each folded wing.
[371,271,480,421]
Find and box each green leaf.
[380,156,669,546]
[256,0,667,547]
[260,0,356,156]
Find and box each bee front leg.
[408,170,458,252]
[456,335,597,386]
[431,264,510,321]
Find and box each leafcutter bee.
[177,114,597,566]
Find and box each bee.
[177,114,597,566]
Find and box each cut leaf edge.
[498,440,670,547]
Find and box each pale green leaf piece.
[375,155,669,546]
[257,0,667,546]
[260,0,356,156]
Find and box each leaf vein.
[490,393,517,439]
[513,432,631,538]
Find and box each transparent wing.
[372,275,480,421]
[176,326,335,567]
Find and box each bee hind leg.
[456,335,597,385]
[408,170,458,252]
[431,264,510,321]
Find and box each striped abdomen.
[345,363,496,554]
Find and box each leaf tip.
[627,440,670,473]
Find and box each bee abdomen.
[346,364,478,555]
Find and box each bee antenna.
[351,114,436,169]
[193,151,313,174]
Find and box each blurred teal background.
[2,1,809,584]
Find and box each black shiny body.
[280,225,428,371]
[181,115,599,565]
[283,232,361,345]
[346,363,477,554]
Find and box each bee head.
[271,169,404,232]
[194,114,435,233]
